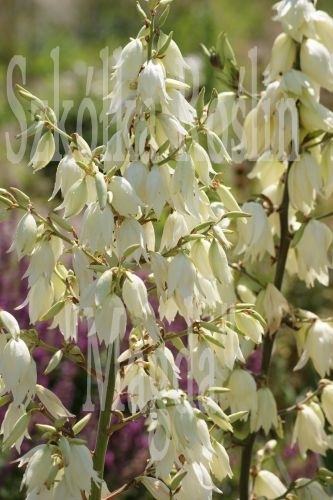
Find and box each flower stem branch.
[90,346,116,500]
[239,162,292,500]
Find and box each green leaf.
[10,187,30,206]
[170,470,187,491]
[72,413,92,435]
[136,1,147,19]
[44,350,64,375]
[202,333,225,349]
[200,321,223,333]
[291,223,306,248]
[95,171,107,210]
[158,31,173,56]
[0,395,11,408]
[229,410,249,423]
[206,387,230,394]
[121,243,141,261]
[195,86,206,120]
[223,211,251,220]
[2,412,30,451]
[16,84,46,111]
[49,212,73,233]
[40,300,66,321]
[158,5,170,27]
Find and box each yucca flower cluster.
[0,0,333,499]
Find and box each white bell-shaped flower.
[226,369,257,418]
[294,319,333,376]
[122,273,151,320]
[109,175,143,217]
[250,387,278,435]
[294,219,333,287]
[273,0,315,42]
[9,212,37,259]
[235,202,275,261]
[292,403,329,456]
[253,470,286,499]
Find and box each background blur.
[1,0,333,498]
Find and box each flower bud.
[264,33,297,84]
[313,10,333,52]
[301,38,333,92]
[235,311,264,344]
[321,383,333,426]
